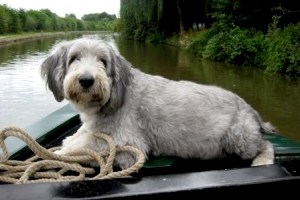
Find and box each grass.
[0,31,108,46]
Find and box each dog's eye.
[68,55,79,66]
[99,58,107,68]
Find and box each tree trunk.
[175,0,185,34]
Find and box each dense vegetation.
[82,12,117,31]
[0,4,116,34]
[120,0,300,76]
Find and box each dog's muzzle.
[79,74,95,89]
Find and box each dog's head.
[41,38,132,113]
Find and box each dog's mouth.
[67,90,102,103]
[82,88,91,93]
[65,84,110,107]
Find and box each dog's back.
[124,69,275,166]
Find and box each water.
[0,33,115,129]
[0,33,299,142]
[0,38,67,129]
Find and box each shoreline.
[0,31,112,46]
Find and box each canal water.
[0,33,299,142]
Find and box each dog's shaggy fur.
[41,38,275,169]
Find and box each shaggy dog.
[41,38,275,169]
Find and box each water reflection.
[0,34,299,142]
[0,41,62,129]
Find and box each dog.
[41,38,276,169]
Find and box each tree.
[8,9,21,33]
[18,9,27,31]
[174,0,184,34]
[24,14,37,31]
[0,4,116,34]
[0,5,8,34]
[120,0,210,40]
[82,12,116,21]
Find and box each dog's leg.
[55,125,146,169]
[223,110,275,166]
[114,152,140,170]
[61,126,85,146]
[55,125,96,155]
[251,141,274,166]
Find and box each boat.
[1,104,300,199]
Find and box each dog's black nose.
[79,75,95,88]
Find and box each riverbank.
[0,31,112,46]
[162,24,300,77]
[0,32,64,46]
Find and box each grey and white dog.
[41,38,275,169]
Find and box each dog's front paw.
[115,152,137,170]
[54,147,74,155]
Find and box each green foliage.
[146,31,164,43]
[203,27,265,66]
[0,4,117,34]
[81,12,117,31]
[82,12,116,21]
[0,5,22,33]
[112,18,122,32]
[264,24,300,75]
[210,0,284,32]
[18,9,27,30]
[120,0,211,41]
[184,0,300,75]
[120,0,165,41]
[186,31,210,56]
[187,20,300,75]
[0,6,8,34]
[8,10,21,33]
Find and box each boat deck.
[1,164,299,199]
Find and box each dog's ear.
[41,43,70,102]
[102,52,132,114]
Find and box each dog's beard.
[64,75,111,107]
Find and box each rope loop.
[0,126,145,184]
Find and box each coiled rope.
[0,127,145,184]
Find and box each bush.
[182,18,300,76]
[186,31,209,56]
[203,27,265,66]
[146,31,165,43]
[264,24,300,75]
